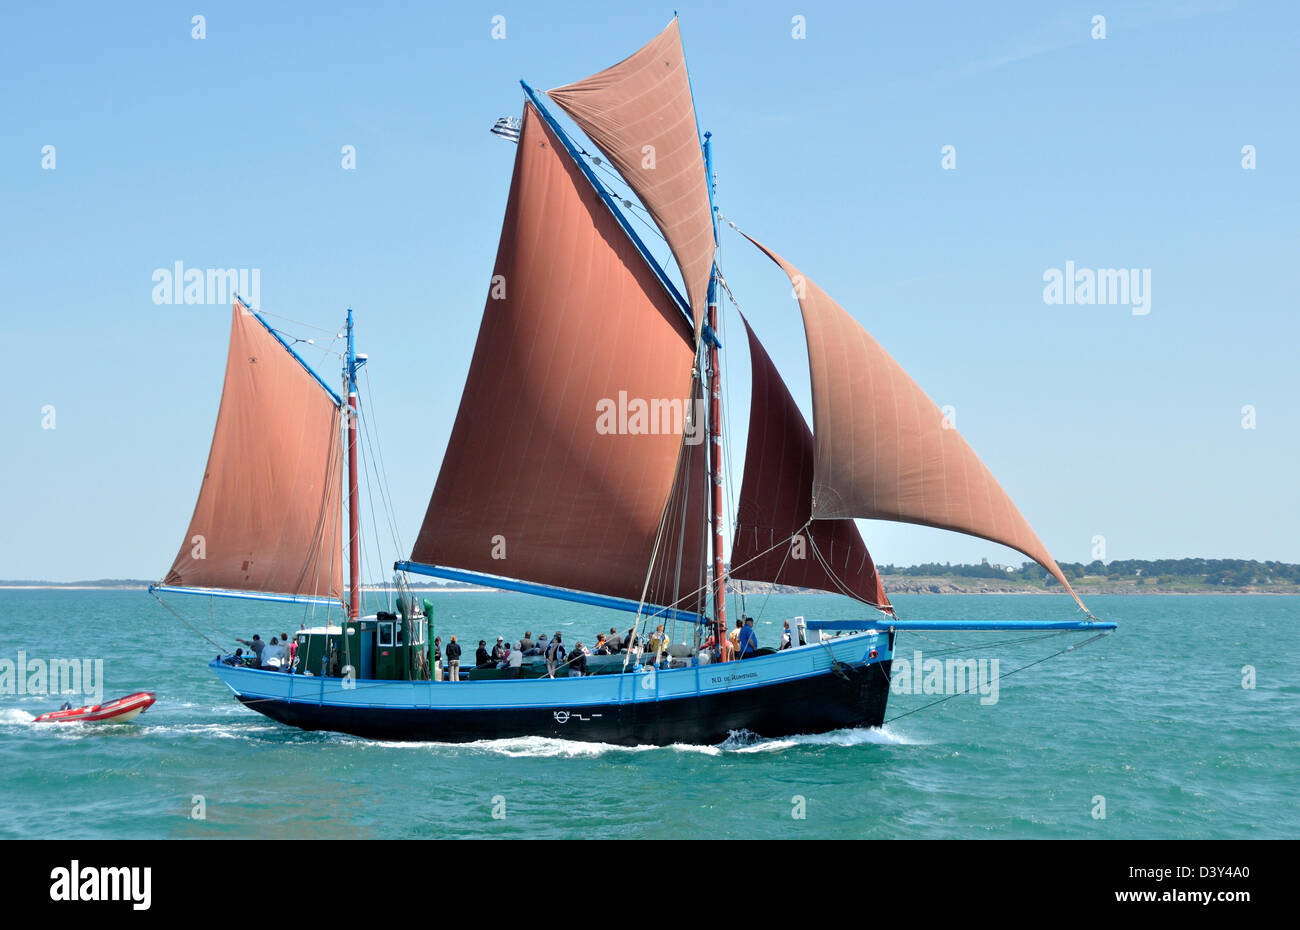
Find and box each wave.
[359,735,657,758]
[669,725,926,755]
[355,724,924,758]
[134,722,281,741]
[0,708,35,725]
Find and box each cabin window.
[378,622,394,647]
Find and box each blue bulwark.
[394,561,707,625]
[237,298,343,406]
[519,81,694,332]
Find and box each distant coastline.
[4,559,1300,597]
[872,577,1300,596]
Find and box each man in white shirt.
[262,636,287,670]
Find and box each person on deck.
[737,618,759,659]
[532,633,549,658]
[282,632,296,670]
[492,636,506,662]
[224,648,245,667]
[236,634,265,668]
[545,632,566,679]
[262,636,287,670]
[648,625,670,667]
[475,640,492,668]
[594,633,612,655]
[569,641,589,677]
[432,636,443,681]
[697,631,716,665]
[507,642,524,678]
[445,636,462,681]
[728,619,743,657]
[606,628,623,652]
[520,631,535,653]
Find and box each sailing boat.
[151,18,1114,746]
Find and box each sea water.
[0,590,1295,839]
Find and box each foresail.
[410,104,704,611]
[744,235,1086,610]
[548,17,715,336]
[163,300,344,600]
[731,315,890,609]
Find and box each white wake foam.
[363,725,924,758]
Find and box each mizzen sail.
[731,315,890,609]
[163,300,344,600]
[548,17,715,335]
[745,236,1085,610]
[410,103,704,610]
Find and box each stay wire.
[882,631,1112,725]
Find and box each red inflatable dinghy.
[34,691,156,724]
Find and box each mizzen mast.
[345,308,365,621]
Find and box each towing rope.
[150,590,229,653]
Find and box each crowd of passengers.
[221,616,807,680]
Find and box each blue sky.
[2,1,1296,582]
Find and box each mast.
[346,308,361,621]
[704,131,728,660]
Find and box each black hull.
[236,660,892,746]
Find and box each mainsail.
[163,299,344,600]
[548,17,715,335]
[731,315,890,609]
[410,103,705,611]
[745,236,1086,610]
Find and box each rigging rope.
[150,590,229,653]
[360,370,407,557]
[882,630,1112,725]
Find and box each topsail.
[549,17,716,335]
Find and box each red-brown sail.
[745,235,1086,610]
[548,18,715,335]
[731,315,890,609]
[164,300,343,599]
[410,103,703,610]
